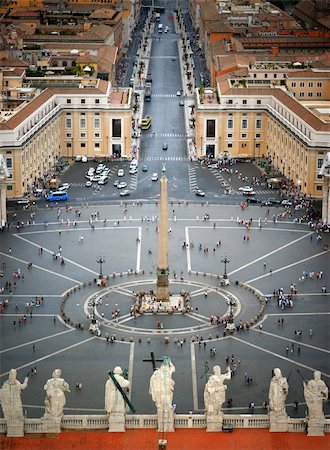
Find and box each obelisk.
[156,173,169,301]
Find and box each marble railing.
[0,415,329,434]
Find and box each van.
[158,24,163,33]
[46,191,68,202]
[130,159,138,169]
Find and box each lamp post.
[221,253,230,279]
[96,255,106,279]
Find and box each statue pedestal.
[157,411,174,432]
[5,419,25,437]
[206,414,223,432]
[41,416,62,433]
[307,419,325,436]
[269,412,288,432]
[108,412,126,432]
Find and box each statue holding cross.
[105,366,132,432]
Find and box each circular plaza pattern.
[0,202,329,419]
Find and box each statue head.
[273,368,282,379]
[213,365,221,376]
[113,366,123,375]
[52,369,62,378]
[8,369,17,382]
[314,371,321,381]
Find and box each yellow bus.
[141,115,152,130]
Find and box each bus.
[141,115,152,130]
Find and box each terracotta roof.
[1,428,329,450]
[83,24,114,40]
[2,67,25,77]
[0,80,110,131]
[200,1,219,20]
[9,9,40,18]
[286,70,330,78]
[220,86,330,131]
[97,45,118,72]
[0,58,29,68]
[89,8,118,19]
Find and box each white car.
[91,175,102,182]
[81,156,88,163]
[176,90,181,96]
[129,167,138,175]
[85,180,92,187]
[58,183,70,191]
[117,181,128,189]
[151,173,158,181]
[117,169,124,177]
[120,189,130,196]
[239,186,255,195]
[98,178,108,185]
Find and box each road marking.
[0,336,96,378]
[245,249,328,284]
[230,336,330,378]
[128,342,135,401]
[228,231,313,277]
[0,328,75,354]
[14,235,99,276]
[0,252,81,284]
[191,341,198,411]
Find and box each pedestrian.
[309,328,313,336]
[33,366,37,374]
[32,344,35,352]
[297,344,301,354]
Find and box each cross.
[108,370,136,413]
[200,361,210,380]
[143,351,164,371]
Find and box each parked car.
[162,143,168,150]
[281,199,293,206]
[117,169,124,177]
[246,197,261,204]
[120,189,130,196]
[98,177,108,185]
[113,180,120,187]
[151,173,158,181]
[81,156,88,163]
[129,167,138,174]
[117,182,128,189]
[195,188,206,197]
[85,181,92,187]
[262,198,281,206]
[142,165,148,172]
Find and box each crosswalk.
[129,174,137,190]
[208,168,230,188]
[149,55,178,59]
[141,156,188,162]
[152,94,180,98]
[189,166,198,190]
[142,133,187,138]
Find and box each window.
[299,82,304,87]
[6,157,12,168]
[264,74,268,79]
[317,174,323,179]
[227,119,233,129]
[241,133,247,138]
[241,143,247,148]
[227,99,233,104]
[95,142,100,148]
[256,119,262,129]
[227,133,233,138]
[112,119,121,138]
[66,133,72,138]
[65,118,72,128]
[80,132,86,138]
[81,99,85,104]
[317,92,321,97]
[299,92,305,97]
[292,82,296,87]
[206,120,215,138]
[316,185,322,191]
[317,82,322,87]
[6,185,13,191]
[257,100,261,105]
[94,133,100,138]
[94,118,101,129]
[253,74,257,78]
[66,99,71,104]
[242,118,248,129]
[255,133,261,138]
[80,118,86,129]
[95,99,100,104]
[308,92,313,97]
[308,82,313,87]
[317,158,323,169]
[227,143,233,148]
[66,143,72,148]
[80,143,86,148]
[274,74,277,79]
[242,99,247,105]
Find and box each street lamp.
[96,255,106,279]
[221,253,230,279]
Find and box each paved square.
[0,202,329,419]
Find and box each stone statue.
[268,368,288,417]
[43,369,70,419]
[304,371,328,421]
[0,369,28,422]
[149,357,175,427]
[105,366,130,415]
[204,365,231,416]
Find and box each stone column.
[156,175,169,301]
[322,175,330,223]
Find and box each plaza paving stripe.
[190,341,198,411]
[230,336,330,378]
[245,249,329,283]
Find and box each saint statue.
[105,366,130,415]
[0,369,28,422]
[43,369,70,418]
[304,371,328,421]
[204,365,231,416]
[268,368,288,417]
[149,357,175,419]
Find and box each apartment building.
[0,79,133,198]
[195,81,330,198]
[286,70,330,100]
